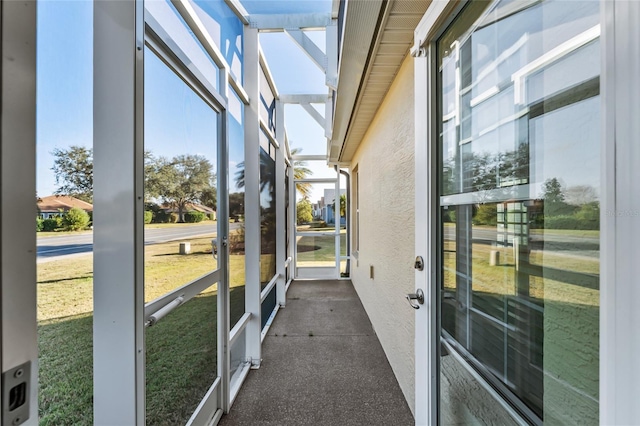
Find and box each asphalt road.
[443,226,600,258]
[37,223,240,262]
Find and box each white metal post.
[334,168,340,278]
[275,101,287,306]
[243,26,262,368]
[600,1,640,423]
[1,2,38,424]
[288,161,296,283]
[218,68,231,413]
[93,1,145,424]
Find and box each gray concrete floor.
[219,280,414,426]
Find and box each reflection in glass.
[146,287,217,425]
[229,88,246,329]
[144,48,219,423]
[259,133,277,288]
[144,48,218,299]
[144,0,220,92]
[260,63,276,134]
[438,0,600,423]
[261,285,277,330]
[192,0,244,82]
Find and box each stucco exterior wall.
[350,54,415,413]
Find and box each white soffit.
[330,0,430,162]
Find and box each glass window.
[144,48,219,300]
[438,1,600,423]
[192,0,244,82]
[229,87,246,329]
[260,132,277,287]
[145,0,220,93]
[146,286,217,425]
[260,64,276,134]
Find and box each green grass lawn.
[296,231,346,266]
[442,238,599,419]
[37,235,247,425]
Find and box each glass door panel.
[437,0,600,424]
[144,46,221,423]
[294,180,342,279]
[145,285,218,425]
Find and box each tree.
[339,194,346,218]
[291,148,312,199]
[541,177,572,216]
[296,199,313,224]
[542,178,565,203]
[51,145,93,202]
[564,185,598,206]
[200,187,217,210]
[146,154,215,222]
[473,204,497,226]
[234,147,315,200]
[229,192,244,219]
[332,193,347,218]
[63,207,90,231]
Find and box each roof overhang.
[329,0,430,163]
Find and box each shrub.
[473,204,497,226]
[543,215,576,230]
[153,211,178,223]
[574,203,600,229]
[544,214,599,230]
[228,224,245,254]
[63,207,90,231]
[154,211,168,223]
[36,217,44,232]
[184,211,206,223]
[208,213,216,221]
[42,217,62,232]
[144,211,153,224]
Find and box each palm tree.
[234,147,314,199]
[291,148,312,199]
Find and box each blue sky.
[37,0,332,201]
[37,0,93,196]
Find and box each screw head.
[14,369,23,378]
[13,417,21,425]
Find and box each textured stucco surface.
[350,55,416,413]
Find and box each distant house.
[37,195,93,219]
[314,189,346,224]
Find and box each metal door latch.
[2,361,31,425]
[406,289,425,309]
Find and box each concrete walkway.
[219,280,414,426]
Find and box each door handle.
[406,289,424,309]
